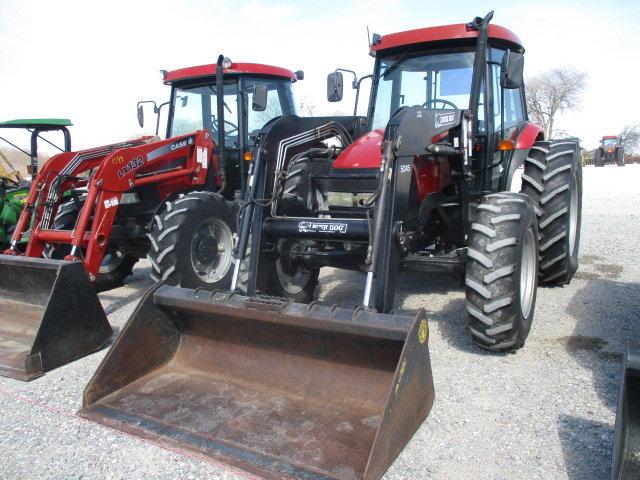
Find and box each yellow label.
[418,319,429,344]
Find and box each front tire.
[521,140,582,285]
[147,191,236,290]
[616,148,625,166]
[466,193,539,351]
[236,238,318,303]
[51,198,138,292]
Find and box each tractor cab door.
[168,80,241,195]
[483,46,527,191]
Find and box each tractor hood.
[333,129,384,170]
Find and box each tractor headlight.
[120,192,141,205]
[222,57,232,69]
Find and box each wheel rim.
[275,241,311,295]
[190,218,233,283]
[99,250,124,274]
[519,226,536,319]
[568,174,579,256]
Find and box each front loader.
[0,56,302,380]
[612,350,640,479]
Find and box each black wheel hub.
[194,233,219,266]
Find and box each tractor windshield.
[371,50,475,131]
[169,77,295,147]
[602,138,617,146]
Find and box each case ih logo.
[434,112,456,128]
[117,156,145,178]
[298,221,348,234]
[170,137,194,151]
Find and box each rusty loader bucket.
[612,350,640,479]
[80,284,434,480]
[0,256,111,381]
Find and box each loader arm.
[6,130,217,280]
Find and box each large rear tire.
[616,148,625,167]
[594,149,603,167]
[147,191,236,290]
[520,140,582,285]
[466,193,539,351]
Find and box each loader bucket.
[612,350,640,480]
[80,284,434,480]
[0,256,111,381]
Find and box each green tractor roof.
[0,118,73,129]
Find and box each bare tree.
[525,67,587,139]
[619,124,640,154]
[298,95,317,117]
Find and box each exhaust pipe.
[0,256,110,380]
[80,284,434,480]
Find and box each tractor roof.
[370,23,523,55]
[165,63,295,84]
[0,118,73,128]
[602,135,619,139]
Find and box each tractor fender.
[500,123,545,190]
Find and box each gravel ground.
[1,164,639,479]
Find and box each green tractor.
[0,118,72,248]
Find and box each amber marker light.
[243,151,253,161]
[498,139,515,151]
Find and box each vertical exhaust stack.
[80,284,435,480]
[0,256,110,380]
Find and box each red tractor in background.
[0,55,303,380]
[594,135,624,166]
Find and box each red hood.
[333,129,383,170]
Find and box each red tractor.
[594,135,624,166]
[79,13,582,480]
[0,56,302,380]
[228,12,583,352]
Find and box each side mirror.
[500,50,525,89]
[252,84,268,111]
[181,95,188,108]
[327,72,344,102]
[137,103,144,128]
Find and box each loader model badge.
[170,137,194,151]
[434,112,455,128]
[117,155,145,178]
[298,221,348,234]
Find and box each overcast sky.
[1,0,638,153]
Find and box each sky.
[0,0,638,154]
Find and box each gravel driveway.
[1,164,639,480]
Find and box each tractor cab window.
[371,50,481,131]
[245,78,295,145]
[170,82,240,148]
[602,138,617,146]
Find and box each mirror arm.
[353,74,373,133]
[155,101,171,137]
[335,68,359,89]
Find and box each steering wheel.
[211,119,239,137]
[422,99,458,110]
